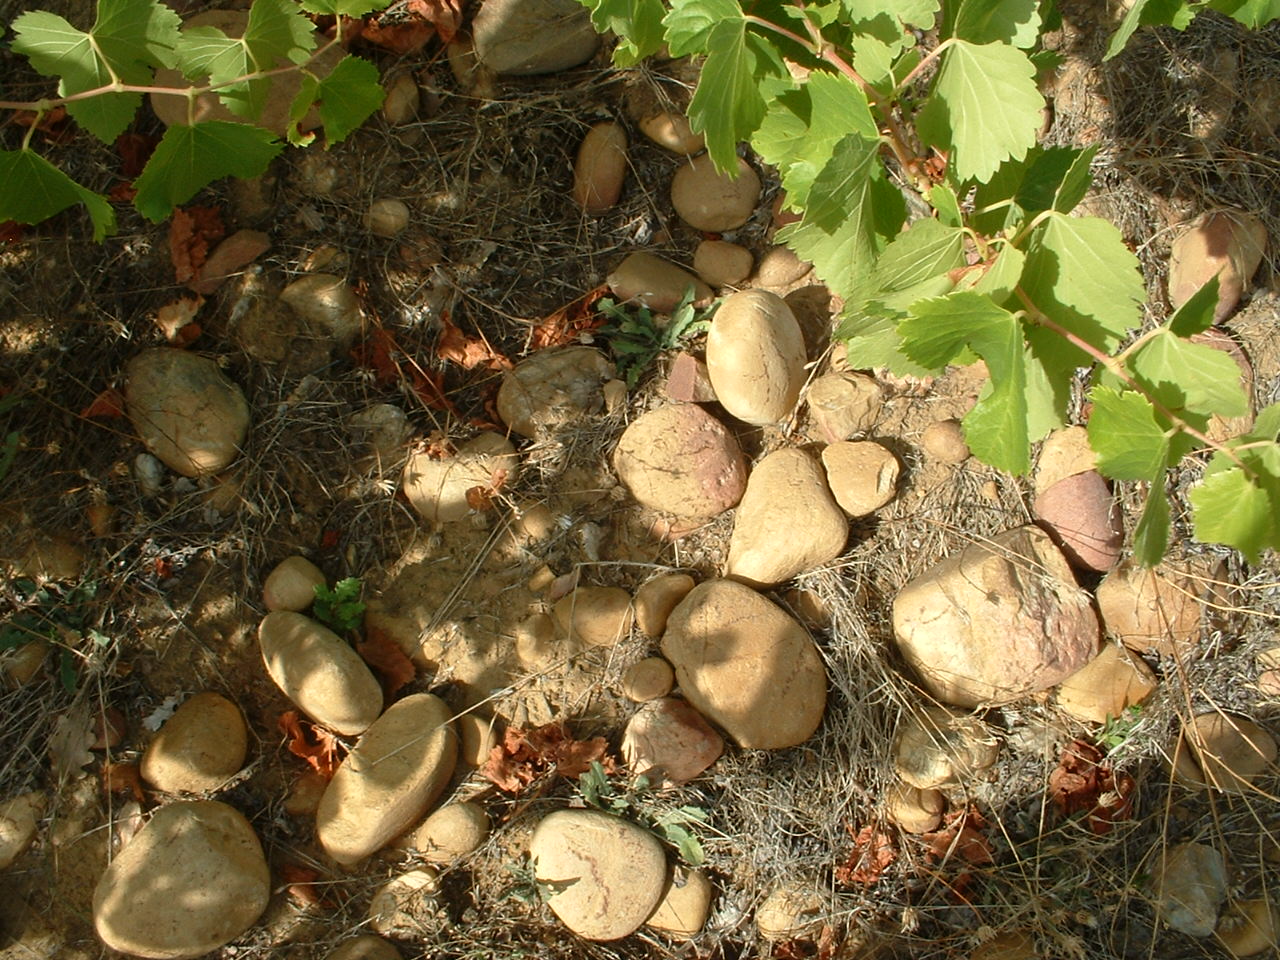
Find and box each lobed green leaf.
[1128,330,1249,420]
[872,218,966,292]
[1131,485,1171,567]
[663,0,742,56]
[581,0,667,65]
[312,55,385,145]
[1189,465,1280,562]
[0,149,116,241]
[1086,387,1170,481]
[1104,0,1198,60]
[299,0,392,14]
[839,0,940,29]
[1166,275,1220,337]
[951,0,1041,48]
[1207,0,1280,29]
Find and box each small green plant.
[578,760,709,865]
[597,287,714,388]
[313,577,365,634]
[2,579,110,693]
[1098,704,1145,752]
[500,856,578,905]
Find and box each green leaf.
[93,0,183,70]
[1087,387,1170,481]
[872,218,966,292]
[1207,0,1280,29]
[133,121,283,222]
[1128,330,1249,419]
[971,146,1097,234]
[929,183,963,227]
[1132,486,1171,567]
[1189,465,1280,562]
[0,150,116,241]
[1104,0,1198,60]
[313,55,385,144]
[915,40,1044,184]
[686,20,784,171]
[1167,275,1220,337]
[951,0,1041,47]
[839,0,940,29]
[900,291,1032,473]
[1020,213,1145,356]
[957,243,1025,303]
[581,0,667,64]
[663,0,743,56]
[300,0,392,14]
[246,0,316,66]
[60,649,78,694]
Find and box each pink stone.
[621,698,724,786]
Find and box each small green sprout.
[313,578,365,634]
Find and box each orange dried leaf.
[281,863,329,909]
[80,388,126,419]
[356,627,416,697]
[921,806,993,865]
[155,296,204,344]
[407,0,462,43]
[169,206,225,284]
[102,761,146,801]
[465,485,495,512]
[479,722,615,793]
[278,710,346,779]
[528,285,609,350]
[436,314,511,371]
[1048,739,1133,835]
[360,16,435,54]
[835,824,896,886]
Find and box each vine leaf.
[872,218,966,291]
[1189,405,1280,561]
[312,55,386,144]
[663,0,743,57]
[1104,0,1198,59]
[839,0,940,29]
[1128,331,1248,419]
[0,150,116,241]
[133,121,283,222]
[951,0,1041,48]
[1087,387,1171,482]
[1166,275,1220,337]
[1207,0,1280,30]
[915,39,1043,183]
[1132,486,1171,567]
[300,0,391,14]
[581,0,667,65]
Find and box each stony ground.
[1,2,1280,960]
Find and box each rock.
[149,11,339,137]
[921,419,969,463]
[757,881,824,940]
[725,448,848,587]
[125,348,250,477]
[402,433,521,524]
[634,573,697,637]
[365,199,411,238]
[457,712,500,767]
[894,705,1000,789]
[886,782,944,834]
[189,229,270,295]
[472,0,600,75]
[2,640,47,687]
[11,532,85,582]
[1033,470,1123,572]
[0,792,43,869]
[661,580,826,749]
[263,555,326,612]
[325,935,403,960]
[670,154,760,231]
[664,352,717,403]
[1177,712,1277,793]
[1168,211,1266,322]
[806,373,882,443]
[706,289,806,426]
[529,809,667,940]
[93,800,269,959]
[821,441,900,517]
[497,346,615,437]
[284,771,328,817]
[613,404,747,520]
[622,697,725,786]
[602,378,628,413]
[368,868,441,938]
[969,931,1037,960]
[636,111,704,155]
[415,802,489,862]
[258,611,383,735]
[892,526,1099,708]
[1056,644,1157,725]
[553,586,633,647]
[622,658,675,702]
[784,588,831,630]
[1096,560,1202,657]
[607,252,714,314]
[381,73,420,126]
[141,692,247,794]
[515,612,563,667]
[1216,899,1279,957]
[317,694,457,865]
[754,245,812,288]
[647,868,712,938]
[1153,842,1227,937]
[694,240,753,286]
[573,122,628,214]
[1035,425,1096,494]
[279,274,365,351]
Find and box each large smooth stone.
[1033,470,1123,572]
[552,586,634,647]
[0,792,44,869]
[706,289,806,425]
[613,404,747,520]
[1168,210,1266,322]
[1153,842,1227,936]
[646,868,713,938]
[125,348,250,477]
[725,448,848,587]
[1096,560,1202,657]
[892,526,1099,708]
[258,612,383,736]
[621,697,724,786]
[529,809,666,940]
[316,693,457,865]
[661,580,826,749]
[141,692,248,793]
[497,347,614,437]
[472,0,600,75]
[93,800,269,959]
[1055,644,1157,725]
[607,252,713,314]
[402,433,521,523]
[278,274,365,351]
[1178,712,1278,793]
[670,154,761,232]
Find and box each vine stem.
[894,37,955,94]
[1015,287,1254,476]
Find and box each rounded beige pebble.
[381,73,419,126]
[279,274,365,350]
[1181,712,1277,793]
[530,809,667,940]
[457,712,500,767]
[317,693,457,865]
[553,586,634,647]
[806,372,882,443]
[1055,643,1157,725]
[263,555,326,612]
[921,419,969,463]
[259,611,383,736]
[325,934,403,960]
[1035,425,1096,494]
[693,240,753,287]
[756,881,824,940]
[886,782,944,834]
[637,111,704,155]
[141,692,248,794]
[402,432,521,525]
[515,612,561,667]
[1033,470,1123,572]
[634,573,696,637]
[606,252,714,314]
[646,867,712,938]
[821,441,900,517]
[415,802,489,862]
[1216,899,1279,957]
[497,346,615,438]
[573,121,628,214]
[365,198,410,238]
[622,658,675,702]
[706,289,807,426]
[754,244,811,288]
[368,868,440,938]
[894,705,1000,790]
[0,792,44,869]
[1096,560,1202,657]
[92,800,270,960]
[671,154,760,232]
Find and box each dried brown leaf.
[356,627,416,698]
